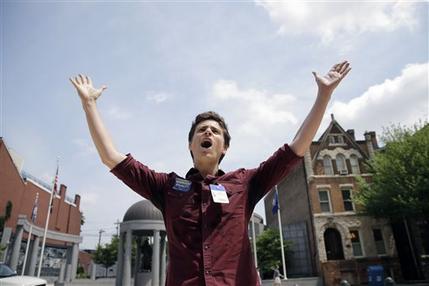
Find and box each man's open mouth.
[201,140,212,148]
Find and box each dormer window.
[329,135,345,145]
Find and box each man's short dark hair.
[188,111,231,163]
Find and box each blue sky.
[1,1,427,249]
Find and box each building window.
[350,230,364,257]
[341,189,354,211]
[329,135,344,145]
[373,229,386,255]
[318,190,331,212]
[350,155,360,174]
[336,154,348,174]
[323,155,333,175]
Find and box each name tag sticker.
[210,184,229,204]
[172,178,192,192]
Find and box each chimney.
[364,131,378,158]
[331,114,335,121]
[74,194,81,208]
[59,184,67,199]
[346,129,355,141]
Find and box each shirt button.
[204,245,209,250]
[205,270,211,275]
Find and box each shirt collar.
[185,168,225,181]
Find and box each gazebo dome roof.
[123,200,163,222]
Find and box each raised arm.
[70,74,126,169]
[290,61,351,156]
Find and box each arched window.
[323,155,333,175]
[350,155,360,174]
[336,154,347,174]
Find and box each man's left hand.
[312,61,351,96]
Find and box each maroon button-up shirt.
[111,144,301,286]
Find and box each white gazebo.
[115,200,167,286]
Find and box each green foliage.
[256,228,292,275]
[0,243,6,259]
[76,265,89,278]
[80,212,85,226]
[5,201,12,221]
[92,235,119,277]
[355,122,429,221]
[0,201,13,233]
[0,216,4,232]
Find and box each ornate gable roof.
[312,114,368,162]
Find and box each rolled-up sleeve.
[110,153,170,210]
[249,144,303,204]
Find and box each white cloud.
[80,192,99,207]
[106,106,132,120]
[255,1,418,44]
[145,91,170,104]
[327,62,428,140]
[212,80,298,136]
[72,138,97,156]
[209,80,301,168]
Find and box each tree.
[355,122,429,221]
[92,235,119,277]
[256,228,292,276]
[0,201,13,231]
[80,212,85,226]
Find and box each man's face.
[189,120,228,165]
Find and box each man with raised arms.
[70,61,350,286]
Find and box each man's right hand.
[69,74,107,103]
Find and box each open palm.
[313,61,351,95]
[70,74,107,102]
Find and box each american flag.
[31,193,39,222]
[50,160,59,212]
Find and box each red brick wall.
[0,138,81,245]
[0,141,26,229]
[309,176,369,214]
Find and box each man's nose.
[205,128,213,135]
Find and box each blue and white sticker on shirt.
[172,178,192,192]
[210,184,229,204]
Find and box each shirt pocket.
[222,188,245,214]
[165,189,195,219]
[219,189,246,235]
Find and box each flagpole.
[21,224,32,276]
[251,213,258,268]
[275,185,287,280]
[37,159,59,278]
[23,192,39,276]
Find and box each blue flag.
[272,189,279,215]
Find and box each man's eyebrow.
[197,123,221,131]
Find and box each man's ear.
[222,145,229,155]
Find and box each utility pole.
[98,229,105,247]
[114,219,120,237]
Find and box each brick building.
[0,137,82,281]
[264,115,401,285]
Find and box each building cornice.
[17,215,82,243]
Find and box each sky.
[1,1,427,249]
